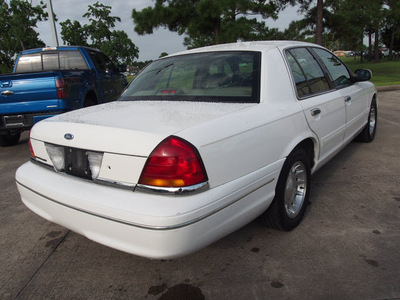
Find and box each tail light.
[55,78,68,99]
[138,136,208,189]
[29,132,35,159]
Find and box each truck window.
[88,50,116,72]
[43,53,59,71]
[15,53,42,73]
[88,51,106,72]
[15,50,88,73]
[59,51,88,70]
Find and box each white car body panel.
[16,41,377,259]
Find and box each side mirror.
[354,69,372,82]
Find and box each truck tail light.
[138,136,208,188]
[55,78,68,99]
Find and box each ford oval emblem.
[64,133,74,140]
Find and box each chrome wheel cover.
[284,161,307,218]
[369,105,377,136]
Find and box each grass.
[341,57,400,87]
[127,75,135,83]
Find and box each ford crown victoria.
[16,41,377,259]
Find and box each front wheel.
[262,148,311,231]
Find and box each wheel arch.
[83,90,98,107]
[283,135,319,172]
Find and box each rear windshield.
[120,51,261,103]
[15,50,89,73]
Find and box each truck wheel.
[0,133,21,147]
[84,96,97,107]
[262,148,311,231]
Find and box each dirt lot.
[1,91,399,300]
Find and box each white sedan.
[16,41,377,259]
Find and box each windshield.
[120,51,261,103]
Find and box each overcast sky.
[35,0,302,62]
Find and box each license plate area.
[64,147,92,179]
[4,115,24,127]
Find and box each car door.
[286,47,346,163]
[97,52,125,101]
[312,48,369,143]
[88,50,115,103]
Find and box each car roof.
[168,40,320,57]
[20,46,100,55]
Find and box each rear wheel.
[0,132,21,147]
[262,148,311,231]
[355,99,377,142]
[84,95,97,107]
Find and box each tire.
[355,99,377,143]
[84,96,97,107]
[262,148,311,231]
[0,132,21,147]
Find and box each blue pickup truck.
[0,46,127,146]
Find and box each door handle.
[345,96,351,102]
[310,108,321,116]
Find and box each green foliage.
[60,1,139,65]
[132,0,290,48]
[60,20,88,46]
[342,57,400,86]
[0,0,47,72]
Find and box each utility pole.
[45,0,59,47]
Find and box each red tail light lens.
[138,136,208,188]
[55,78,68,99]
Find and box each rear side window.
[88,50,117,72]
[312,48,352,88]
[286,48,330,98]
[59,51,88,70]
[15,50,88,73]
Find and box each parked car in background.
[16,41,377,259]
[363,49,384,59]
[0,46,127,146]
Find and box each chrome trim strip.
[135,182,209,195]
[16,177,274,231]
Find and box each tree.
[0,0,47,72]
[284,0,327,45]
[132,0,290,48]
[330,0,385,63]
[383,0,400,60]
[60,20,88,47]
[60,2,139,65]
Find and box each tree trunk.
[374,23,379,63]
[214,18,221,45]
[316,0,323,45]
[389,25,395,61]
[368,30,372,62]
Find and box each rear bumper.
[0,112,63,134]
[16,161,280,259]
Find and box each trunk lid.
[32,100,255,156]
